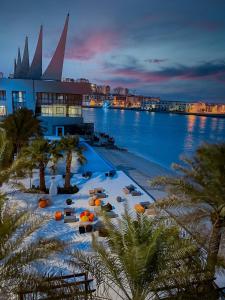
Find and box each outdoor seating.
[123,187,130,194]
[131,190,142,196]
[134,204,145,214]
[95,192,107,198]
[79,226,86,234]
[55,211,63,221]
[88,198,95,206]
[116,196,123,202]
[101,202,113,212]
[38,198,48,208]
[64,208,77,223]
[140,201,151,208]
[82,171,92,178]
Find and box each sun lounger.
[140,201,151,208]
[95,192,107,198]
[131,191,142,196]
[123,187,130,194]
[116,196,123,202]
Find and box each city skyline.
[1,0,225,102]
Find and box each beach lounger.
[140,201,151,208]
[131,191,142,196]
[116,196,123,202]
[95,192,107,198]
[123,187,130,194]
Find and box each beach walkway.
[94,147,173,200]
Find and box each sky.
[0,0,225,102]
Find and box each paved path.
[94,147,173,200]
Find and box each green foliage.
[58,136,86,190]
[72,207,214,300]
[0,108,42,154]
[0,195,64,298]
[151,143,225,275]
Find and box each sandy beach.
[93,147,174,200]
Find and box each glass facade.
[12,91,26,110]
[0,90,6,100]
[36,92,82,117]
[0,105,6,116]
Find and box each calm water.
[83,108,225,170]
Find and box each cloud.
[104,60,225,84]
[145,58,168,64]
[66,30,121,60]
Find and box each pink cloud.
[66,30,121,60]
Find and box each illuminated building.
[0,15,93,136]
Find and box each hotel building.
[0,15,93,136]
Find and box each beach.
[93,147,174,200]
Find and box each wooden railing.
[17,272,95,300]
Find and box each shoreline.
[93,146,174,200]
[83,106,225,119]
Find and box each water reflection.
[187,115,196,133]
[199,116,206,131]
[83,108,225,169]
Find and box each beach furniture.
[95,192,107,199]
[38,198,48,208]
[66,198,72,205]
[140,201,151,208]
[116,196,123,202]
[123,187,130,194]
[64,208,76,223]
[95,199,102,206]
[88,198,95,206]
[79,226,85,234]
[134,204,145,214]
[101,203,113,212]
[82,171,92,178]
[131,190,142,196]
[89,187,104,196]
[55,211,63,221]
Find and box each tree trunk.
[207,217,222,275]
[39,162,46,192]
[64,151,72,191]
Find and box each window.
[41,106,52,116]
[56,106,65,115]
[0,106,6,116]
[0,91,6,100]
[68,106,82,117]
[12,91,26,110]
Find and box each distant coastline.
[83,106,225,118]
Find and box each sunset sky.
[1,0,225,101]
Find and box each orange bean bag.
[39,199,48,208]
[89,213,95,222]
[55,211,62,221]
[134,204,145,214]
[95,199,101,206]
[81,215,89,222]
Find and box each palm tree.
[59,136,86,191]
[0,128,14,170]
[0,193,64,299]
[22,138,52,192]
[0,128,30,185]
[151,143,225,277]
[73,208,215,300]
[0,108,42,155]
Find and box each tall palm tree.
[22,138,52,192]
[0,193,64,299]
[73,208,215,300]
[0,128,30,185]
[0,128,14,170]
[151,143,225,277]
[59,136,86,191]
[0,108,42,155]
